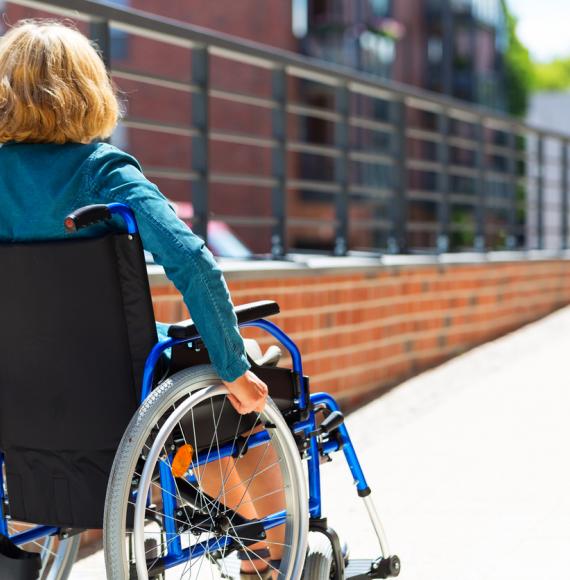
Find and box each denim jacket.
[0,141,250,382]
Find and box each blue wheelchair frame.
[0,203,386,576]
[134,317,373,570]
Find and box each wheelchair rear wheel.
[104,365,308,579]
[40,535,80,580]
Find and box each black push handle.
[64,204,113,232]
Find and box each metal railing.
[5,0,570,257]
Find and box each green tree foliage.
[533,58,570,91]
[501,0,533,117]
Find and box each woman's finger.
[254,397,266,414]
[227,393,245,414]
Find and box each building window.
[471,0,501,27]
[359,31,395,65]
[108,0,130,62]
[0,1,6,34]
[427,37,443,63]
[369,0,391,17]
[310,0,331,19]
[292,0,309,38]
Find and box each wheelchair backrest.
[0,232,157,528]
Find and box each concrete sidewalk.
[72,306,570,579]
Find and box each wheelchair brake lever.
[308,410,344,438]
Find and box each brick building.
[300,0,508,109]
[297,0,510,252]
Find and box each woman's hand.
[222,370,269,414]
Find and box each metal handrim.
[132,384,308,580]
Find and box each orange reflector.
[171,443,194,478]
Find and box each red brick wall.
[73,257,570,553]
[151,259,570,405]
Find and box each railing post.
[191,46,210,244]
[561,140,568,250]
[90,18,111,68]
[390,97,407,254]
[475,117,486,252]
[90,19,112,143]
[536,133,544,249]
[436,110,450,253]
[271,67,287,258]
[506,128,517,250]
[441,0,454,97]
[334,83,350,256]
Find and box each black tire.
[302,532,336,579]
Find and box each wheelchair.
[0,203,400,580]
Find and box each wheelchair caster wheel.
[388,555,401,576]
[144,539,159,560]
[342,540,350,566]
[371,555,401,578]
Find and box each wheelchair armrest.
[167,300,280,339]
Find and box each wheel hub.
[216,514,231,535]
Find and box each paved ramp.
[72,306,570,579]
[322,305,570,579]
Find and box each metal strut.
[308,392,401,578]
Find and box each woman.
[0,19,279,578]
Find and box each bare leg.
[196,425,286,577]
[234,427,286,575]
[198,455,276,574]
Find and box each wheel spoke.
[228,441,272,528]
[212,414,263,507]
[215,458,282,499]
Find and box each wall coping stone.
[147,250,570,286]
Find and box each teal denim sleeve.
[89,144,250,382]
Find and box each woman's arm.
[88,144,259,390]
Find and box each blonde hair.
[0,20,120,144]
